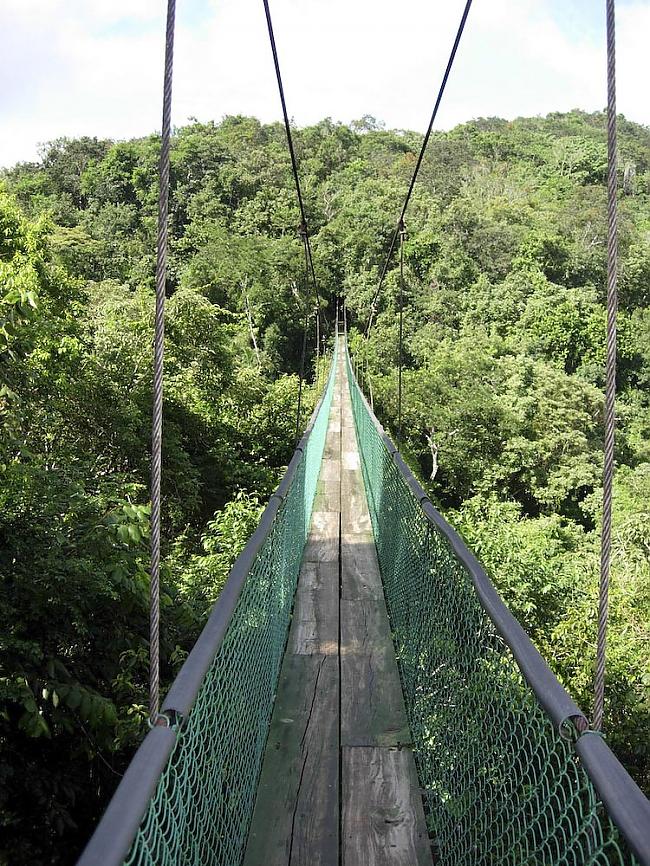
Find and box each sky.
[0,0,649,168]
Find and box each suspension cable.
[397,221,406,446]
[149,0,176,725]
[294,230,311,439]
[593,0,619,733]
[365,0,474,337]
[261,0,324,340]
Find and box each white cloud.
[0,0,648,168]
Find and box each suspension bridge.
[75,0,650,863]
[79,320,650,866]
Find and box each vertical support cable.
[397,221,406,448]
[149,0,176,725]
[295,230,310,440]
[593,0,618,732]
[315,301,321,387]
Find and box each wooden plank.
[244,655,339,866]
[304,511,339,563]
[309,510,339,540]
[342,450,360,471]
[291,562,339,656]
[341,473,372,534]
[319,459,341,482]
[314,479,340,512]
[340,598,410,747]
[341,427,357,452]
[342,747,433,866]
[323,438,341,462]
[340,532,383,600]
[341,596,391,655]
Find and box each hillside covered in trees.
[1,110,649,864]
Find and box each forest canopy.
[1,109,649,865]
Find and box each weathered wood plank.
[244,655,339,866]
[340,533,384,600]
[319,459,341,482]
[291,562,339,656]
[341,596,390,655]
[341,473,372,534]
[341,433,357,456]
[323,438,341,462]
[310,510,340,540]
[314,479,340,512]
[303,511,339,562]
[342,746,433,866]
[342,450,360,471]
[340,598,410,747]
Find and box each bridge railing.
[345,341,650,866]
[78,337,339,866]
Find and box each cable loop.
[557,712,592,743]
[580,729,607,740]
[147,710,178,730]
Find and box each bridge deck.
[243,353,432,866]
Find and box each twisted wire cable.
[397,221,406,446]
[294,232,311,440]
[150,0,176,724]
[593,0,619,732]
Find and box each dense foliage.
[0,110,648,864]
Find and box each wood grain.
[340,534,383,601]
[342,746,432,866]
[340,598,410,747]
[314,479,340,512]
[303,511,339,562]
[291,562,339,656]
[243,655,339,866]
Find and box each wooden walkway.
[244,353,432,866]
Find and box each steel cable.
[261,0,324,340]
[149,0,176,724]
[295,232,311,439]
[365,0,473,337]
[593,0,619,733]
[397,221,406,446]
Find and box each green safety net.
[124,338,338,866]
[346,348,639,866]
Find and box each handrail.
[161,387,329,719]
[78,338,338,866]
[345,338,650,866]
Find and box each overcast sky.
[1,0,648,168]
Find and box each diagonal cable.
[365,0,473,336]
[261,0,324,336]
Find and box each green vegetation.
[1,110,648,864]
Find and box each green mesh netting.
[345,348,639,866]
[124,340,338,866]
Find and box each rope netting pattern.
[346,349,638,866]
[124,342,338,866]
